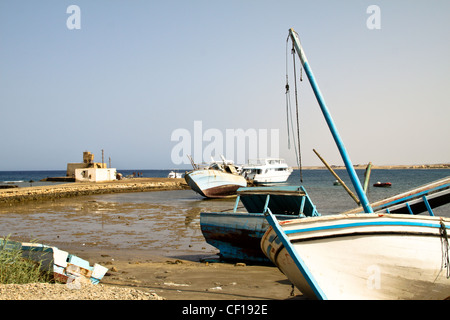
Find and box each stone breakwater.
[0,178,188,206]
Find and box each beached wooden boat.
[0,238,108,285]
[200,185,319,262]
[185,169,247,198]
[261,213,450,299]
[260,28,450,300]
[185,157,247,198]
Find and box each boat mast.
[288,28,373,213]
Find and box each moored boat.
[167,171,183,178]
[373,181,392,187]
[241,158,293,184]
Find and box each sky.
[1,0,449,170]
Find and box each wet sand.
[71,248,304,300]
[0,179,305,300]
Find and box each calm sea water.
[288,168,450,216]
[0,168,449,215]
[0,168,449,258]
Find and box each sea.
[0,168,449,259]
[1,168,448,214]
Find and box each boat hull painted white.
[249,171,292,184]
[185,169,247,198]
[261,213,450,300]
[242,159,292,184]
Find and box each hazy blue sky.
[1,1,449,170]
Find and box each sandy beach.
[0,248,303,301]
[0,178,305,301]
[67,248,304,300]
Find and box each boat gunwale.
[200,211,303,220]
[283,218,448,235]
[237,189,306,197]
[277,212,450,225]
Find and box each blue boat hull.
[200,185,320,263]
[201,212,297,263]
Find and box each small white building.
[75,168,117,182]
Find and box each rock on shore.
[0,282,164,300]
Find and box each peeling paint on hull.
[184,169,247,199]
[200,186,320,262]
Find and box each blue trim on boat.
[377,183,450,210]
[284,220,446,235]
[423,196,435,216]
[265,209,327,300]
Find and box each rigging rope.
[285,81,291,148]
[285,33,304,183]
[292,46,303,183]
[440,219,450,278]
[285,38,299,172]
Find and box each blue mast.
[288,28,373,213]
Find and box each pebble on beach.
[0,282,164,300]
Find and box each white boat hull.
[185,169,247,198]
[250,170,292,184]
[261,213,450,300]
[242,158,292,184]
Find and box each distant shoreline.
[1,164,449,172]
[297,164,450,170]
[152,164,450,171]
